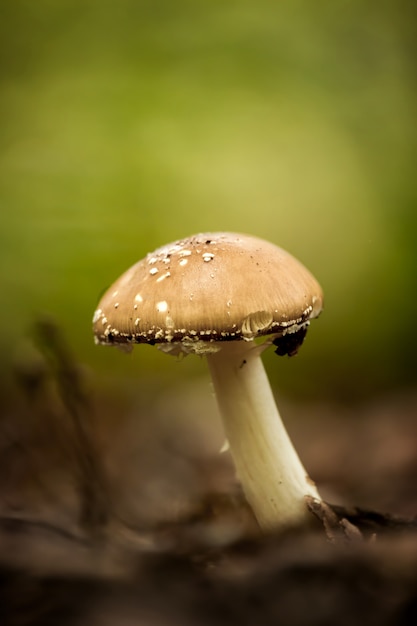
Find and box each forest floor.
[0,320,416,625]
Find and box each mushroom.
[93,232,323,531]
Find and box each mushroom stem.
[206,341,321,531]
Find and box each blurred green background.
[1,0,416,402]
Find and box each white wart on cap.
[93,232,323,351]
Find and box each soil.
[0,320,416,625]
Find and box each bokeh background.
[0,0,417,551]
[1,0,416,402]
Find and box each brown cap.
[93,232,323,353]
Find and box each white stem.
[206,342,321,531]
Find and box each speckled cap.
[93,232,323,353]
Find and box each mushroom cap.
[93,232,323,351]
